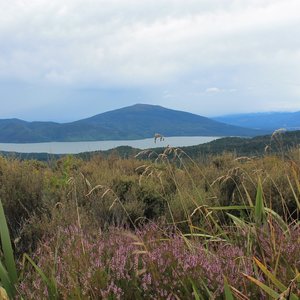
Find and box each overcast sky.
[1,0,300,122]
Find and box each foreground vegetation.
[0,142,299,298]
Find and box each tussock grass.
[0,147,299,298]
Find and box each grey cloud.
[0,0,300,120]
[1,0,299,86]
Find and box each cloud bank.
[0,0,300,120]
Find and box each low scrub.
[0,147,299,299]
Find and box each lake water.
[0,136,219,154]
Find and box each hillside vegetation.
[0,139,299,298]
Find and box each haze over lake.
[0,136,218,154]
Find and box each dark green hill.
[0,104,266,143]
[85,130,300,159]
[75,104,265,138]
[178,130,300,157]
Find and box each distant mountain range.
[213,111,300,131]
[0,104,267,143]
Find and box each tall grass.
[0,147,299,298]
[0,199,17,298]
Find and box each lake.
[0,136,219,154]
